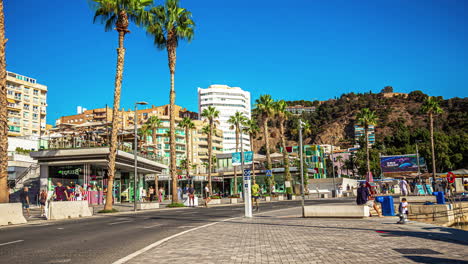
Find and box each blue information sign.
[266,170,272,177]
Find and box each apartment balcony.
[7,104,21,110]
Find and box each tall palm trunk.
[185,127,190,178]
[233,126,239,194]
[263,117,274,192]
[279,120,291,184]
[208,121,213,194]
[167,33,178,204]
[429,113,436,181]
[105,12,128,210]
[151,129,159,192]
[250,133,256,181]
[365,126,370,180]
[0,0,9,203]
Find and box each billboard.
[232,151,253,166]
[380,155,420,173]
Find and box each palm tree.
[421,96,443,181]
[273,100,292,195]
[0,0,9,203]
[178,117,195,179]
[146,0,195,203]
[138,124,152,153]
[146,116,162,156]
[243,119,260,181]
[255,94,275,189]
[356,108,377,180]
[91,0,152,210]
[227,111,247,195]
[201,106,219,194]
[335,155,343,177]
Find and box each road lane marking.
[112,217,237,264]
[109,220,132,225]
[0,240,24,247]
[178,225,195,228]
[57,228,64,230]
[142,224,162,229]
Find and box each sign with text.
[232,151,254,166]
[380,155,419,173]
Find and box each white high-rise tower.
[198,85,251,153]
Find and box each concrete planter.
[265,196,271,202]
[277,195,284,201]
[320,193,329,198]
[291,195,296,200]
[229,198,238,204]
[208,199,221,205]
[137,202,160,210]
[0,203,27,226]
[304,205,369,218]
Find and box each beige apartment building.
[6,71,48,137]
[54,104,223,173]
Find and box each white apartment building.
[198,85,251,153]
[6,71,48,137]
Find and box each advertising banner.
[380,155,419,173]
[232,151,253,166]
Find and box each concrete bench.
[137,202,160,210]
[400,196,436,203]
[0,203,27,226]
[304,205,369,218]
[49,201,93,220]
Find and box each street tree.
[227,111,247,194]
[356,108,377,180]
[91,0,152,210]
[255,94,275,190]
[178,117,195,179]
[421,96,443,181]
[201,106,219,194]
[146,0,195,203]
[243,119,260,181]
[273,100,293,195]
[0,0,9,203]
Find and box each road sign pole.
[240,131,252,218]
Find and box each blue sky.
[5,0,468,124]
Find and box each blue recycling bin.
[376,196,395,216]
[433,191,446,204]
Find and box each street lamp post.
[298,120,306,217]
[134,101,148,212]
[416,140,422,194]
[240,128,252,218]
[331,137,336,197]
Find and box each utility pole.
[331,137,336,197]
[299,120,306,217]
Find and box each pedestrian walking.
[141,188,147,202]
[204,184,211,207]
[177,186,182,201]
[158,187,164,203]
[399,177,409,196]
[54,182,68,201]
[149,186,155,202]
[20,187,30,218]
[39,189,48,217]
[251,180,261,212]
[188,184,196,207]
[74,184,84,201]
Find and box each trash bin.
[433,191,446,204]
[376,196,395,216]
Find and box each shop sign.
[58,168,82,176]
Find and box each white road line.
[57,228,64,230]
[177,225,195,228]
[142,224,162,229]
[112,217,237,264]
[0,240,24,247]
[113,206,301,264]
[108,220,132,225]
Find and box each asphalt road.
[0,199,352,264]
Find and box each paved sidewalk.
[127,207,468,264]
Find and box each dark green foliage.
[98,209,119,213]
[166,203,185,208]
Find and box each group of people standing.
[143,186,164,202]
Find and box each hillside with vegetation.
[252,89,467,176]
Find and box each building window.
[33,90,39,96]
[23,104,30,110]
